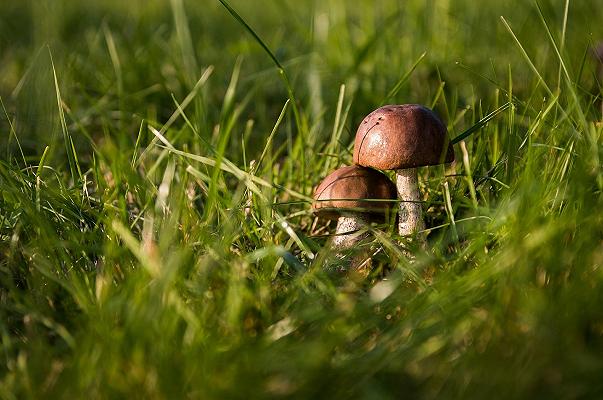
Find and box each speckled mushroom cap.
[353,104,454,170]
[312,165,397,220]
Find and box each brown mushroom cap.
[353,104,454,170]
[312,165,397,220]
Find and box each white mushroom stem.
[332,215,368,249]
[330,215,372,271]
[396,168,426,242]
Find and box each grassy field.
[1,0,603,398]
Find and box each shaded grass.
[1,0,603,398]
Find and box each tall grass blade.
[216,0,306,190]
[451,102,512,144]
[500,16,553,96]
[382,52,427,104]
[49,48,82,182]
[1,96,26,167]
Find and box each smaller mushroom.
[353,104,454,243]
[313,165,397,268]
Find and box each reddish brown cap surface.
[312,165,396,220]
[353,104,454,170]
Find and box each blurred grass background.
[1,0,603,398]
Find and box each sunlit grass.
[1,0,602,398]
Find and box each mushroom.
[313,165,397,266]
[353,104,454,241]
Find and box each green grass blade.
[216,0,282,69]
[216,0,306,191]
[451,102,512,145]
[500,16,553,97]
[254,99,290,174]
[49,48,82,183]
[0,96,26,167]
[382,52,427,104]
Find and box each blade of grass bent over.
[451,102,512,145]
[217,0,306,191]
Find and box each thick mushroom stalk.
[332,215,369,250]
[396,168,425,238]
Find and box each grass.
[1,0,602,398]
